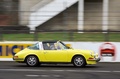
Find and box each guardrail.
[0,30,119,42]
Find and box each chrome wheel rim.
[74,57,83,66]
[27,56,37,66]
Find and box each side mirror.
[66,44,72,49]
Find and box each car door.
[43,50,68,62]
[42,42,68,62]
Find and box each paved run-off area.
[0,62,120,79]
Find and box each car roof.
[42,40,59,43]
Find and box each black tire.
[72,56,86,67]
[25,55,39,67]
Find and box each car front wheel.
[26,55,39,67]
[73,56,86,67]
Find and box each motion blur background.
[0,0,120,41]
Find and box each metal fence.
[1,0,120,31]
[0,30,120,42]
[0,1,120,42]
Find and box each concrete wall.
[19,0,43,25]
[108,0,120,31]
[37,0,103,31]
[0,0,19,25]
[19,0,53,25]
[19,0,120,31]
[20,0,43,11]
[1,41,120,62]
[84,0,103,30]
[37,2,78,30]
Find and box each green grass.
[109,33,120,42]
[1,32,120,42]
[2,34,34,41]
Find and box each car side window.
[43,43,57,50]
[54,43,62,50]
[43,43,51,50]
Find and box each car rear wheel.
[73,56,86,67]
[26,55,39,67]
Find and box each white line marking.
[51,70,65,72]
[0,69,120,73]
[40,75,50,77]
[0,69,47,72]
[26,75,39,77]
[53,75,61,77]
[84,70,111,73]
[26,75,61,77]
[113,71,120,72]
[66,70,77,72]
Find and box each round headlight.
[90,52,93,56]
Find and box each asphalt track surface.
[0,62,120,79]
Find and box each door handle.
[44,52,47,54]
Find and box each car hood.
[70,48,93,52]
[68,48,96,55]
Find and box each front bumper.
[96,57,101,62]
[87,56,101,62]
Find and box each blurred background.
[0,0,119,41]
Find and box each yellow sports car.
[13,40,100,67]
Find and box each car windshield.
[59,41,70,49]
[28,43,39,50]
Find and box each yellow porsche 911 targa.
[13,40,100,67]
